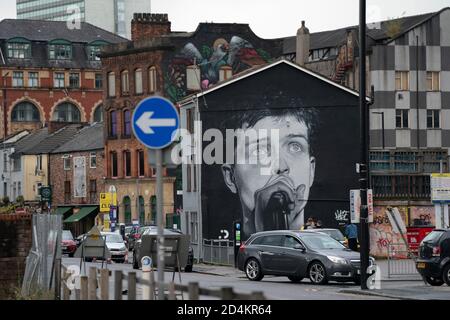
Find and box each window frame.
[111,152,118,178]
[108,72,116,97]
[396,109,409,129]
[148,66,157,93]
[123,150,132,178]
[395,71,409,91]
[28,72,39,88]
[7,39,31,59]
[69,72,80,88]
[12,71,24,87]
[90,152,97,168]
[123,109,131,137]
[109,111,118,137]
[11,102,40,122]
[63,155,71,171]
[95,73,103,89]
[48,40,72,60]
[427,109,440,129]
[54,72,65,88]
[426,72,440,92]
[121,70,129,95]
[135,68,143,95]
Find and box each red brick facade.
[49,150,106,206]
[0,70,104,139]
[131,13,171,42]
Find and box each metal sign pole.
[156,148,165,300]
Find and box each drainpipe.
[2,72,9,139]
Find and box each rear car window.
[62,230,73,241]
[255,235,283,247]
[422,231,445,244]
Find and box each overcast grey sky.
[1,0,449,38]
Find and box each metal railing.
[387,243,419,278]
[202,239,234,266]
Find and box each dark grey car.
[237,230,375,285]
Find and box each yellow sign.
[100,193,117,212]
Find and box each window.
[12,72,24,87]
[28,72,39,87]
[3,153,7,171]
[395,71,409,91]
[7,40,31,59]
[90,152,97,168]
[259,235,283,247]
[52,102,81,122]
[108,72,116,97]
[148,66,157,93]
[219,66,233,82]
[95,73,103,89]
[123,110,131,136]
[89,179,97,202]
[111,152,118,178]
[17,182,21,197]
[138,150,145,177]
[13,157,21,172]
[64,181,71,203]
[63,155,71,170]
[69,73,80,88]
[109,111,117,137]
[426,72,440,91]
[427,110,440,129]
[121,70,129,94]
[93,105,103,123]
[396,109,409,129]
[124,151,131,177]
[283,236,302,249]
[54,72,65,88]
[3,182,7,198]
[36,155,42,172]
[12,102,40,122]
[135,69,143,94]
[49,42,72,60]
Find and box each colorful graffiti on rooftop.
[165,36,272,102]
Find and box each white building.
[17,0,151,39]
[0,131,29,202]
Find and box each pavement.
[192,259,450,300]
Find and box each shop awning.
[55,207,72,216]
[64,206,97,223]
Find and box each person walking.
[344,221,358,251]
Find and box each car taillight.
[239,244,246,253]
[432,246,441,257]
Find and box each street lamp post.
[359,0,370,291]
[372,112,385,150]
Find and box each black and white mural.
[196,61,361,241]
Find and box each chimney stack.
[296,20,310,67]
[131,13,171,42]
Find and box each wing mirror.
[294,244,306,252]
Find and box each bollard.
[168,282,176,300]
[149,270,155,300]
[220,287,234,300]
[100,269,109,300]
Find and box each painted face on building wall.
[221,115,316,235]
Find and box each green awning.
[64,206,98,223]
[55,207,72,216]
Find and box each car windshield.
[301,234,345,250]
[62,230,73,241]
[322,230,345,242]
[422,231,444,244]
[104,234,124,243]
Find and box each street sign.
[350,189,374,223]
[132,96,180,150]
[141,256,153,272]
[100,193,111,212]
[40,186,52,202]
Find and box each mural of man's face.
[222,115,316,235]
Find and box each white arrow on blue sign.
[132,96,180,150]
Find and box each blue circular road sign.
[132,96,180,150]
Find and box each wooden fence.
[60,265,266,300]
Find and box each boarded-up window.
[73,157,86,198]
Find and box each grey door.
[278,235,309,275]
[257,235,285,272]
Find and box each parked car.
[416,229,450,286]
[303,228,347,246]
[62,230,77,257]
[238,230,375,285]
[101,232,128,263]
[132,227,194,272]
[75,233,87,248]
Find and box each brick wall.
[131,13,171,41]
[0,213,32,299]
[49,150,106,206]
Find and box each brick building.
[0,19,126,140]
[100,13,283,226]
[49,123,105,235]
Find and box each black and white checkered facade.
[370,9,450,151]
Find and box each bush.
[16,196,25,206]
[2,196,10,206]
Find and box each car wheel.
[442,264,450,286]
[184,265,193,273]
[308,262,328,285]
[425,276,444,286]
[288,276,303,283]
[245,258,264,281]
